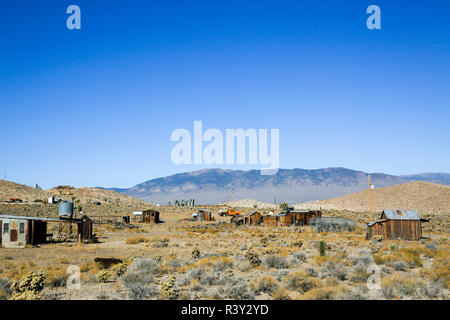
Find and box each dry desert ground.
[0,203,449,300]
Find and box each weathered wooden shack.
[244,211,263,225]
[198,210,212,222]
[366,210,426,241]
[262,215,278,227]
[142,210,160,223]
[276,212,293,226]
[291,210,322,226]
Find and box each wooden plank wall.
[368,220,421,240]
[277,214,293,226]
[263,216,278,226]
[250,213,262,225]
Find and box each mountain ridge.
[100,167,450,204]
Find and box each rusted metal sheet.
[381,210,420,221]
[0,214,84,223]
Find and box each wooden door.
[10,229,18,242]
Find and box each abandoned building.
[291,210,322,226]
[262,214,278,227]
[366,210,429,241]
[276,212,293,226]
[142,210,160,223]
[0,214,93,248]
[197,210,212,222]
[244,211,263,225]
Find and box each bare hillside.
[47,185,150,206]
[0,180,150,207]
[222,198,278,209]
[294,181,450,215]
[0,180,49,201]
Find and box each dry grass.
[0,202,448,300]
[125,236,150,245]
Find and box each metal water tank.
[58,201,74,219]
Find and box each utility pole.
[368,174,373,222]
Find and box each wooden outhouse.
[142,210,160,223]
[77,215,93,241]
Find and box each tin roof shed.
[381,210,420,220]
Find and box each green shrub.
[319,240,326,256]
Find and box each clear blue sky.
[0,0,449,189]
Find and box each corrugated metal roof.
[0,214,84,223]
[276,212,291,217]
[382,210,420,220]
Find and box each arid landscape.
[0,179,448,300]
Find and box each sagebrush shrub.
[0,278,12,300]
[263,255,289,269]
[128,258,160,275]
[121,273,157,300]
[224,277,254,300]
[293,252,307,262]
[254,276,278,294]
[284,272,319,293]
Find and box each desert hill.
[0,180,49,202]
[0,180,150,207]
[294,181,450,215]
[47,185,150,206]
[223,198,278,209]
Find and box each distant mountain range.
[102,168,450,205]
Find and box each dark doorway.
[10,229,18,242]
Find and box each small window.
[3,223,9,234]
[19,222,25,234]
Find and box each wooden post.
[369,175,373,222]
